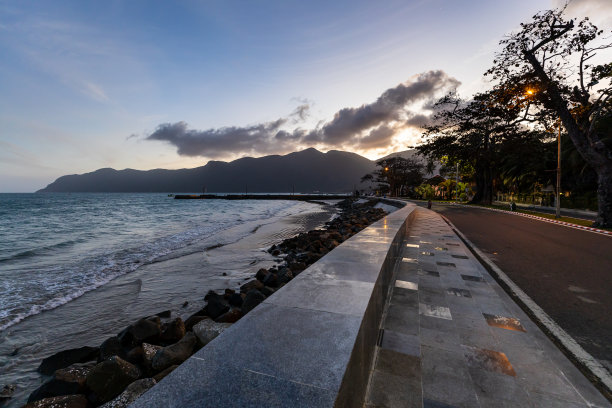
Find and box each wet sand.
[0,204,336,407]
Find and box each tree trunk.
[594,163,612,228]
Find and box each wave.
[0,239,84,263]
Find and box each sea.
[0,193,337,406]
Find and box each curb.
[439,214,612,402]
[446,203,612,237]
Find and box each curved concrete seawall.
[130,201,417,408]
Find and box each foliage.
[361,157,424,196]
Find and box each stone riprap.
[129,201,417,408]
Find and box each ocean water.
[0,193,335,406]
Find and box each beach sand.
[0,204,336,407]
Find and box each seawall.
[130,201,417,407]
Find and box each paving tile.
[384,304,419,336]
[419,303,452,320]
[452,312,491,332]
[420,326,462,353]
[421,344,470,378]
[396,268,419,282]
[380,330,421,357]
[457,328,499,350]
[390,287,419,307]
[446,287,471,298]
[524,390,590,408]
[462,345,516,376]
[451,254,469,259]
[420,314,455,331]
[437,261,456,267]
[423,399,460,408]
[419,269,440,277]
[367,369,422,408]
[421,371,480,408]
[515,362,585,403]
[376,348,422,379]
[468,366,529,402]
[460,274,484,282]
[396,280,418,290]
[482,313,526,332]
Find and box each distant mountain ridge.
[37,148,377,193]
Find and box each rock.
[277,268,293,284]
[239,279,263,294]
[288,262,306,273]
[38,346,100,376]
[154,310,172,318]
[152,365,178,382]
[241,290,266,315]
[85,356,141,404]
[262,273,279,288]
[22,394,91,408]
[192,320,232,347]
[99,337,126,362]
[99,378,156,408]
[255,268,268,282]
[28,362,96,403]
[260,286,275,297]
[215,308,242,323]
[117,318,161,348]
[199,293,229,320]
[184,315,208,331]
[151,333,197,372]
[223,288,235,298]
[227,293,243,307]
[182,301,189,308]
[142,343,162,366]
[0,384,16,402]
[160,318,185,344]
[125,346,143,365]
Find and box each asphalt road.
[429,203,612,372]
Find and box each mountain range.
[37,148,381,193]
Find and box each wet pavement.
[365,208,611,408]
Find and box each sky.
[1,0,611,192]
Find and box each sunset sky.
[1,0,610,192]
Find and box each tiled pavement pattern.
[365,208,611,408]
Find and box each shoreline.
[2,199,390,407]
[0,200,336,407]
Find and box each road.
[428,203,612,372]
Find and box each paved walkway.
[365,208,610,408]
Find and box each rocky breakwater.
[19,198,390,408]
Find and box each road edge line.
[440,214,612,402]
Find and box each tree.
[361,157,424,196]
[418,90,523,204]
[485,8,612,226]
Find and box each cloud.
[144,70,459,158]
[552,0,612,28]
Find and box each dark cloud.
[356,125,397,149]
[145,70,459,157]
[147,119,293,158]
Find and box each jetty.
[174,194,351,200]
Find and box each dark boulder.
[160,318,185,344]
[151,332,197,372]
[260,286,276,297]
[23,394,91,408]
[192,320,232,347]
[28,362,96,403]
[154,310,171,318]
[85,356,141,404]
[255,268,269,282]
[0,384,16,403]
[153,365,178,382]
[184,315,208,332]
[98,378,156,408]
[227,293,243,307]
[199,292,229,320]
[38,346,99,376]
[262,273,279,288]
[117,318,161,348]
[215,308,242,323]
[99,337,126,362]
[240,279,263,293]
[241,290,266,315]
[124,346,143,365]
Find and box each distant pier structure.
[173,194,350,200]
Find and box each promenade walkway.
[364,207,610,407]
